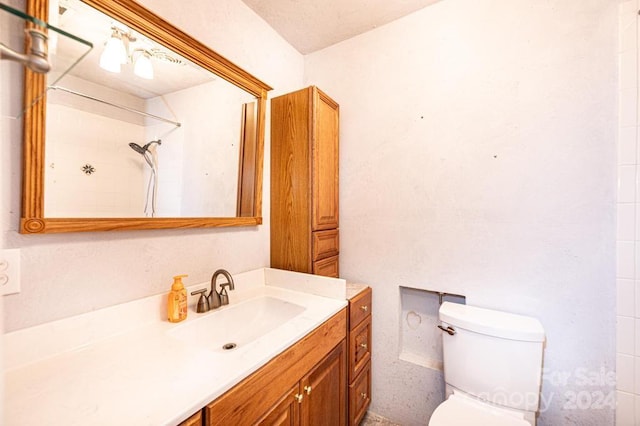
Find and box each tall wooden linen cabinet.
[270,86,340,277]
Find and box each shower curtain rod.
[48,85,182,127]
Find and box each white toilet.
[429,302,545,426]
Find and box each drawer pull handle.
[295,394,303,403]
[361,392,367,399]
[360,343,368,350]
[304,385,312,395]
[360,305,368,312]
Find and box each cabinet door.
[300,340,346,426]
[257,384,301,426]
[178,410,202,426]
[312,88,339,231]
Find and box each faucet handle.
[190,288,210,313]
[219,283,231,306]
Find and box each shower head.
[129,139,162,155]
[128,142,146,154]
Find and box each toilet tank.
[439,302,545,413]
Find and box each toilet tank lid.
[439,302,545,342]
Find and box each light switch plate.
[0,249,21,295]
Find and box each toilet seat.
[429,393,530,426]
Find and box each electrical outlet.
[0,249,21,295]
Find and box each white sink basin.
[168,295,306,352]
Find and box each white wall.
[146,80,254,217]
[305,0,617,425]
[616,2,640,425]
[1,0,303,331]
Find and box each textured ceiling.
[241,0,442,54]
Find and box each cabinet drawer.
[349,360,371,426]
[312,229,339,261]
[313,255,339,277]
[349,314,371,382]
[349,287,371,330]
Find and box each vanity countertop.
[346,282,370,299]
[3,268,347,426]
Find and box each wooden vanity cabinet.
[271,86,340,278]
[204,309,347,425]
[347,287,372,425]
[258,341,346,426]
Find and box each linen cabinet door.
[311,88,339,231]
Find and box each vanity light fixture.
[99,26,185,79]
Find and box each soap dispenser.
[168,274,188,323]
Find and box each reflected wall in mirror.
[21,0,272,233]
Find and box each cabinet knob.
[360,342,368,350]
[361,392,367,399]
[295,394,303,403]
[360,305,368,312]
[304,385,312,395]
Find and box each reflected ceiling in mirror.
[21,0,272,233]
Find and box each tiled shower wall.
[618,1,640,424]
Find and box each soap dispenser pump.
[168,274,188,323]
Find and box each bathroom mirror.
[21,0,271,233]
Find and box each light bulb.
[99,34,126,73]
[134,51,154,79]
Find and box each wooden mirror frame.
[21,0,272,234]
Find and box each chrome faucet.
[209,269,235,308]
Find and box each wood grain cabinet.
[271,86,340,277]
[258,341,346,426]
[178,411,202,426]
[300,341,346,425]
[204,310,347,426]
[347,287,372,425]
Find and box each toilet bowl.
[429,391,530,426]
[429,302,545,426]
